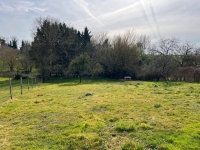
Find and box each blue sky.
[0,0,200,46]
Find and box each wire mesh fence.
[0,77,42,104]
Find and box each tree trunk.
[10,65,14,71]
[79,75,82,83]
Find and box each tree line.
[0,17,200,82]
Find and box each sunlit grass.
[0,77,200,149]
[0,77,10,81]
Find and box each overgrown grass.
[115,121,137,132]
[0,77,200,149]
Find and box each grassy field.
[0,77,200,150]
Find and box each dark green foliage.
[1,18,200,82]
[13,74,27,79]
[8,37,18,49]
[0,37,6,45]
[81,27,92,53]
[20,40,25,51]
[30,17,90,81]
[29,17,96,82]
[68,53,90,83]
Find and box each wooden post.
[20,77,23,95]
[32,78,33,88]
[27,77,29,91]
[9,79,12,99]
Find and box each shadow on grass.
[0,79,10,88]
[162,81,184,87]
[0,78,32,88]
[44,77,119,86]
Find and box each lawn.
[0,77,200,149]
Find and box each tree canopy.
[1,17,200,82]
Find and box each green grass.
[0,77,10,82]
[0,77,200,149]
[122,141,144,150]
[0,77,38,105]
[115,121,137,132]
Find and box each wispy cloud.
[0,1,47,13]
[0,0,199,46]
[0,2,14,12]
[139,0,157,38]
[148,0,161,38]
[99,1,140,20]
[73,0,104,25]
[17,1,47,12]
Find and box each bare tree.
[150,37,179,80]
[18,41,33,73]
[99,31,141,78]
[137,35,151,54]
[174,42,196,67]
[0,45,5,71]
[0,45,19,71]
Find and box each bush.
[13,74,27,79]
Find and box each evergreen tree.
[30,17,84,81]
[0,38,6,46]
[81,27,92,53]
[20,40,25,51]
[12,38,18,49]
[8,37,18,49]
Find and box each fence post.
[28,77,29,91]
[20,77,23,95]
[32,78,33,88]
[9,79,12,99]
